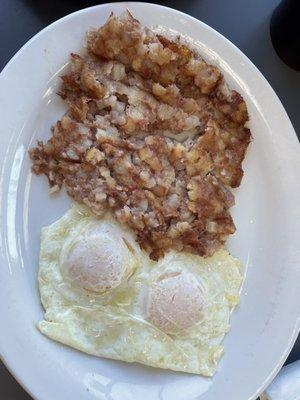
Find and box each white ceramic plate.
[0,3,299,400]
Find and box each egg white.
[38,203,243,376]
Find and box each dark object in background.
[270,0,300,71]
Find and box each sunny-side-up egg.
[38,203,243,376]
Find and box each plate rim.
[0,2,299,400]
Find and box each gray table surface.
[0,0,299,399]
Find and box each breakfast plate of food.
[0,2,299,400]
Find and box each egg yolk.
[60,225,130,293]
[146,269,204,335]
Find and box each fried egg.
[38,203,243,376]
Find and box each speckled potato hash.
[30,11,251,260]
